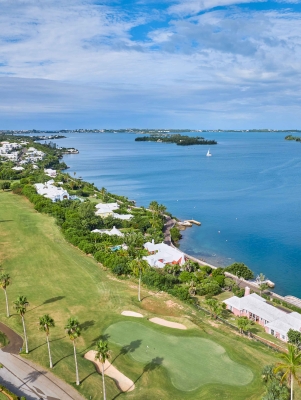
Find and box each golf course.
[0,190,299,399]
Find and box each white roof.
[266,312,301,336]
[12,166,24,171]
[91,226,123,237]
[34,182,69,201]
[143,241,185,267]
[112,213,133,220]
[95,202,119,211]
[224,293,287,322]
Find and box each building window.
[282,335,285,340]
[271,329,274,336]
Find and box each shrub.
[200,265,212,274]
[224,262,254,280]
[179,271,194,283]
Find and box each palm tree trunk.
[46,334,53,368]
[291,373,293,400]
[4,289,9,317]
[22,316,28,353]
[73,340,80,385]
[102,362,106,400]
[138,270,141,302]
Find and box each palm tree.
[129,258,149,302]
[95,340,111,400]
[205,298,224,319]
[274,344,301,400]
[13,296,29,353]
[237,316,252,335]
[65,317,81,385]
[0,273,11,317]
[39,314,55,368]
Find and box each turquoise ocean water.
[56,131,301,297]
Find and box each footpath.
[0,322,85,400]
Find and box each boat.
[206,149,212,157]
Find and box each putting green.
[106,321,253,391]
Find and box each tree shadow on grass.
[112,357,164,399]
[0,220,13,223]
[80,370,97,383]
[111,340,142,364]
[80,320,95,331]
[43,296,65,305]
[141,290,161,301]
[30,336,66,352]
[91,333,110,346]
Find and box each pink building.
[223,287,301,341]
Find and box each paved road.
[0,322,85,400]
[163,216,176,245]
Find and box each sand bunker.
[84,350,135,392]
[149,317,187,330]
[121,311,143,318]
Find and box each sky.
[0,0,301,129]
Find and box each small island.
[135,134,217,146]
[285,134,301,142]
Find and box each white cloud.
[0,1,301,128]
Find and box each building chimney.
[244,286,250,297]
[152,239,154,245]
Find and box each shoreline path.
[0,322,85,400]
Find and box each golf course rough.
[106,321,253,392]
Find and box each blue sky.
[0,0,301,129]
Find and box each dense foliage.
[224,262,254,280]
[135,134,217,146]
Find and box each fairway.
[106,321,253,391]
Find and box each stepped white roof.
[34,181,69,202]
[224,293,286,322]
[265,312,301,336]
[91,226,123,237]
[143,241,185,268]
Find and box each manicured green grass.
[106,321,253,391]
[0,191,300,399]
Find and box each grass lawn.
[0,191,300,399]
[106,321,253,391]
[0,331,8,348]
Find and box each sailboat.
[206,149,212,157]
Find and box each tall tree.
[13,296,29,353]
[95,340,111,400]
[0,272,11,317]
[65,317,81,385]
[129,258,149,302]
[39,314,55,368]
[274,344,301,400]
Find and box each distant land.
[1,128,301,135]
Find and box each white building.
[143,240,186,268]
[34,181,69,202]
[95,202,119,217]
[91,226,124,237]
[12,166,24,171]
[112,212,133,220]
[44,168,57,177]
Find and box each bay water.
[57,131,301,297]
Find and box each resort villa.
[34,180,69,202]
[143,240,186,268]
[224,287,301,341]
[44,168,57,177]
[95,202,133,220]
[95,202,120,217]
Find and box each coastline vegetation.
[135,133,217,146]
[285,135,301,142]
